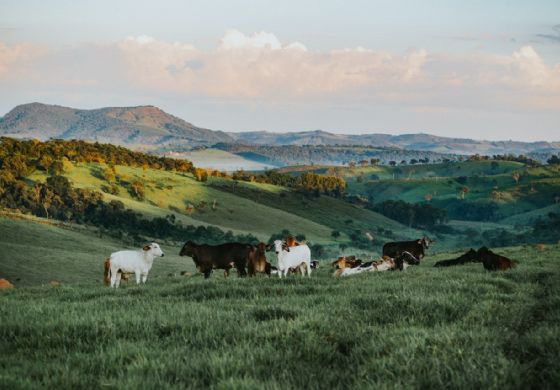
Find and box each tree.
[331,230,340,240]
[547,155,560,165]
[103,167,116,183]
[130,180,145,200]
[339,243,348,252]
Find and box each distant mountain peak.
[0,102,233,147]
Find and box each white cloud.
[1,31,559,113]
[219,29,282,50]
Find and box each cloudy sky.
[1,0,559,141]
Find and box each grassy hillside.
[283,161,560,225]
[28,162,422,248]
[1,228,558,388]
[0,215,194,286]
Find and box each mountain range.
[1,103,558,157]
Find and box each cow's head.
[273,240,285,255]
[418,236,434,248]
[144,242,165,257]
[179,241,196,257]
[256,242,267,253]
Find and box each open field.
[1,218,559,388]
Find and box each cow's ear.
[417,240,422,244]
[143,245,151,251]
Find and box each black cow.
[179,241,251,278]
[382,236,432,260]
[433,248,478,267]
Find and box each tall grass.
[1,243,559,389]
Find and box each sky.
[0,0,559,141]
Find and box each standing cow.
[272,240,311,278]
[382,236,433,261]
[179,241,251,278]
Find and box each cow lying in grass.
[433,247,517,271]
[333,252,420,277]
[104,243,165,288]
[433,249,478,267]
[478,247,517,271]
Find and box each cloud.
[1,30,559,113]
[536,24,560,43]
[0,42,42,78]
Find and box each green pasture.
[1,215,559,389]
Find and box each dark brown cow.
[477,247,517,271]
[382,237,432,261]
[433,248,478,267]
[179,241,251,278]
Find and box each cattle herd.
[102,235,518,288]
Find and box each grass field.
[1,216,559,388]
[28,162,422,247]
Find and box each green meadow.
[2,152,560,389]
[1,215,559,389]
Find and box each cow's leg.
[114,271,122,288]
[135,270,141,285]
[224,268,230,278]
[236,263,247,278]
[306,261,312,277]
[110,269,117,288]
[204,269,212,279]
[141,273,148,283]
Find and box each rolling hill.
[228,130,560,156]
[0,102,233,146]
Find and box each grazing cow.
[272,240,311,278]
[477,247,517,271]
[433,249,478,267]
[105,243,164,288]
[179,241,251,278]
[382,236,433,260]
[248,242,272,277]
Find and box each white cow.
[273,240,311,278]
[108,243,164,288]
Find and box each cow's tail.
[103,257,111,286]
